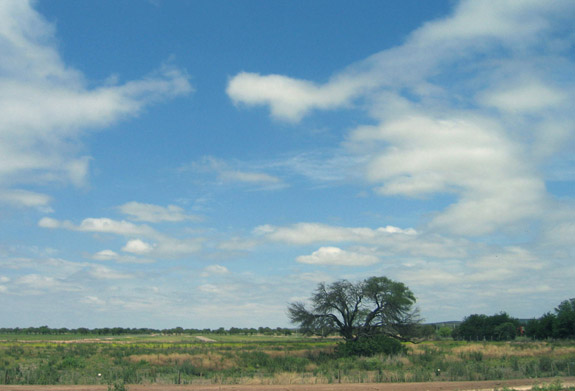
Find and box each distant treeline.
[452,298,575,341]
[0,325,294,336]
[3,298,573,341]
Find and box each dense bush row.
[526,298,575,340]
[451,298,575,341]
[452,312,522,341]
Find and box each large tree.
[288,276,419,342]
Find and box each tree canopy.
[452,312,521,341]
[288,276,419,342]
[526,298,575,339]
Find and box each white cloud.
[92,249,118,261]
[89,265,133,280]
[198,283,220,294]
[479,79,568,113]
[409,0,560,46]
[81,296,106,306]
[0,188,52,211]
[227,72,358,122]
[227,0,573,238]
[118,202,199,223]
[79,218,156,236]
[122,239,154,255]
[253,222,470,260]
[254,222,416,245]
[39,217,156,237]
[38,217,69,229]
[468,246,546,282]
[296,246,380,266]
[0,0,192,206]
[92,250,155,264]
[14,273,80,294]
[39,217,202,258]
[349,114,548,235]
[227,2,573,123]
[398,260,465,287]
[202,264,229,276]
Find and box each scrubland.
[1,334,574,387]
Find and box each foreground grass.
[0,334,574,386]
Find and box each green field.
[1,334,574,386]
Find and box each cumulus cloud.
[0,0,192,207]
[122,239,155,255]
[39,217,202,258]
[349,114,548,235]
[227,72,358,122]
[118,202,200,223]
[253,221,471,259]
[296,246,380,266]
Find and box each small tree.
[288,276,419,342]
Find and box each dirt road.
[0,377,573,391]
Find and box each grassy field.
[1,334,574,386]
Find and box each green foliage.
[437,326,453,338]
[554,298,575,339]
[525,298,575,340]
[336,335,405,357]
[453,312,520,341]
[108,381,129,391]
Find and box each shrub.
[336,335,406,357]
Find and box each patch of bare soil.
[0,377,573,391]
[195,336,217,343]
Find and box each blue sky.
[0,0,574,329]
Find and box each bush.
[336,335,406,357]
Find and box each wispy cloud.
[184,156,285,190]
[228,0,574,237]
[118,202,200,223]
[0,0,192,209]
[0,189,52,211]
[254,222,416,245]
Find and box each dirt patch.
[196,336,217,343]
[0,377,573,391]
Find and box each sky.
[0,0,574,329]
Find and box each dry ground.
[0,377,574,391]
